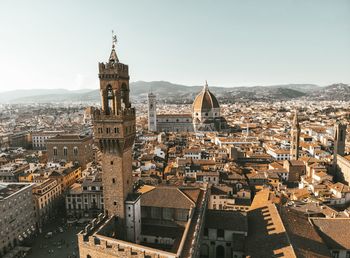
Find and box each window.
[217,229,224,238]
[162,208,173,220]
[151,207,162,219]
[332,251,340,258]
[112,178,115,183]
[73,147,78,156]
[113,201,117,206]
[204,228,208,236]
[53,147,57,156]
[63,147,68,156]
[110,161,113,165]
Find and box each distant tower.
[334,121,346,156]
[333,121,347,174]
[290,111,301,160]
[92,34,136,236]
[148,92,157,132]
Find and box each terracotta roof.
[211,185,232,195]
[311,218,350,250]
[141,186,195,209]
[279,207,330,258]
[245,189,296,257]
[205,210,248,232]
[137,185,155,194]
[289,160,305,166]
[180,188,201,203]
[330,182,350,193]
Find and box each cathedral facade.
[148,81,229,133]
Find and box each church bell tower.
[290,110,300,160]
[148,92,157,132]
[92,34,136,234]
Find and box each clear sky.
[0,0,349,92]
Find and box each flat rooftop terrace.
[0,183,27,200]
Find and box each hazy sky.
[0,0,349,92]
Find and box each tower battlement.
[98,62,129,79]
[78,214,177,258]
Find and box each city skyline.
[0,0,350,92]
[1,2,350,256]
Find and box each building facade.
[0,183,36,256]
[32,130,64,150]
[46,134,93,169]
[33,178,62,228]
[66,171,103,218]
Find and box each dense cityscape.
[0,36,350,258]
[1,0,350,257]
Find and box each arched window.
[63,147,68,157]
[106,85,114,115]
[121,83,129,109]
[73,147,78,156]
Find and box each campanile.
[92,35,136,233]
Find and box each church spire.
[109,30,119,63]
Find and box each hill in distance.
[0,81,341,104]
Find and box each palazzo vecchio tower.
[92,35,136,235]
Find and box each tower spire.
[109,30,119,63]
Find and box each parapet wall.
[78,214,178,258]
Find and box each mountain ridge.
[0,81,346,104]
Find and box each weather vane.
[112,30,117,49]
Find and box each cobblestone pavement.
[25,217,83,258]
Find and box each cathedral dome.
[193,81,220,113]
